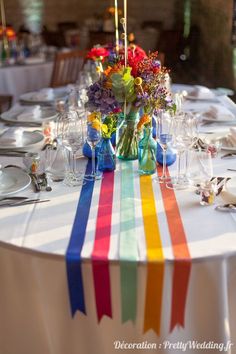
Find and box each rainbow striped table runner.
[66,160,191,335]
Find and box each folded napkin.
[188,85,216,100]
[16,105,41,121]
[0,127,24,146]
[220,127,236,147]
[202,104,235,122]
[32,88,54,101]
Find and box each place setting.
[19,87,69,106]
[0,104,58,126]
[0,125,44,152]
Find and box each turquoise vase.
[116,110,139,160]
[97,138,116,172]
[138,127,157,175]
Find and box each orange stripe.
[157,166,191,331]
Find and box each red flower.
[87,47,110,61]
[119,44,147,76]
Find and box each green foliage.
[110,67,136,103]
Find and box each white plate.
[226,178,236,197]
[0,131,44,150]
[20,87,68,105]
[1,107,57,124]
[0,167,31,197]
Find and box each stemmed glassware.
[61,110,84,186]
[167,112,198,189]
[156,110,173,182]
[85,118,102,181]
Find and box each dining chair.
[0,95,12,114]
[157,52,165,66]
[50,49,87,88]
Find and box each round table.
[0,61,53,103]
[0,87,236,354]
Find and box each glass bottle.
[138,126,157,175]
[97,138,116,172]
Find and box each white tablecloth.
[0,62,53,103]
[0,88,236,354]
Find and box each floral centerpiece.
[86,44,175,160]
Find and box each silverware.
[0,199,50,207]
[221,153,236,159]
[29,173,41,192]
[227,169,236,172]
[0,196,28,201]
[0,151,27,157]
[215,203,236,212]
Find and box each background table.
[0,89,236,354]
[0,62,53,103]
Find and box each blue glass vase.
[138,127,157,175]
[82,141,100,159]
[156,142,176,166]
[97,138,116,172]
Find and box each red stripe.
[157,166,191,331]
[92,171,114,321]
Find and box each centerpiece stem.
[114,0,119,54]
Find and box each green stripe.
[120,161,138,323]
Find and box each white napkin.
[16,105,41,121]
[0,127,24,146]
[202,104,235,122]
[219,128,236,147]
[188,85,216,100]
[32,88,54,101]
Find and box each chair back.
[50,50,86,88]
[0,95,12,114]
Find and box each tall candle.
[0,0,6,30]
[114,0,119,54]
[124,0,127,66]
[0,0,8,50]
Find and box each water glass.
[85,120,102,181]
[156,110,173,182]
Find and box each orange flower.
[104,66,112,76]
[137,114,151,131]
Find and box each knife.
[0,199,50,207]
[215,203,236,212]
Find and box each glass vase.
[116,110,139,160]
[138,126,157,175]
[97,138,116,172]
[156,142,176,166]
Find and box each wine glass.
[85,119,102,181]
[156,110,173,183]
[167,112,197,189]
[61,110,84,186]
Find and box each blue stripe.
[66,160,95,316]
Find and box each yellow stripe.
[140,175,164,262]
[140,174,164,335]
